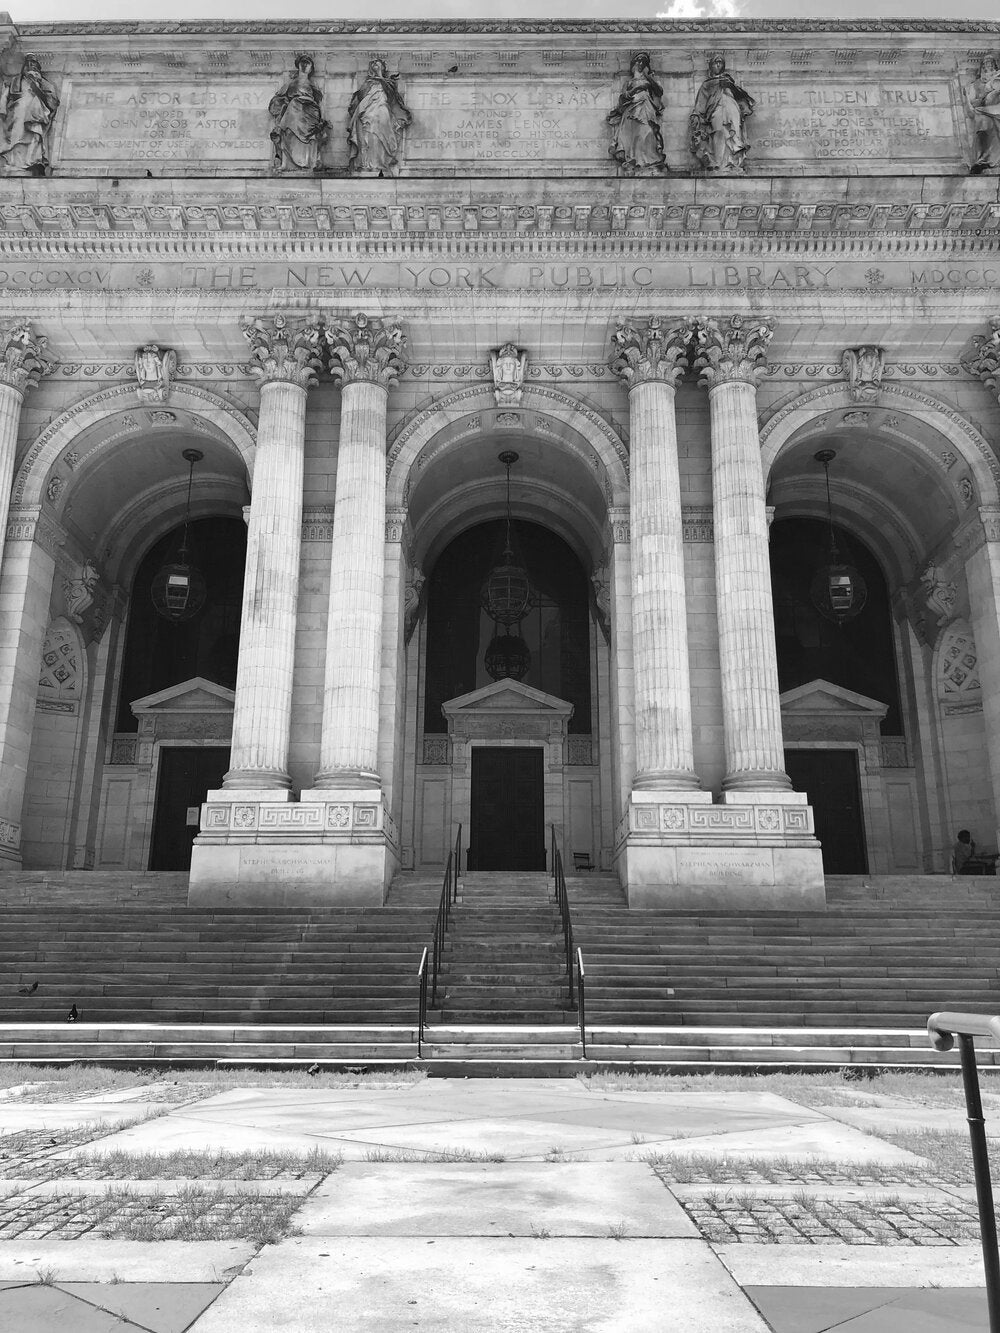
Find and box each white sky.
[7,1,1000,23]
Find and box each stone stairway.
[571,873,1000,1029]
[436,872,573,1024]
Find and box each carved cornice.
[3,200,1000,239]
[326,313,406,390]
[241,313,323,390]
[6,505,66,559]
[18,18,1000,32]
[964,316,1000,403]
[0,321,56,396]
[691,314,773,388]
[609,317,687,389]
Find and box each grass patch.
[71,1144,343,1180]
[869,1127,1000,1183]
[362,1146,506,1163]
[643,1149,930,1186]
[0,1063,425,1102]
[584,1068,978,1110]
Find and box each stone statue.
[64,561,98,623]
[268,54,329,174]
[688,55,754,174]
[404,569,425,644]
[0,53,60,176]
[920,563,958,626]
[347,58,411,177]
[965,55,1000,174]
[133,343,176,403]
[841,346,885,403]
[490,343,527,407]
[607,51,667,176]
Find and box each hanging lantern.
[809,449,867,625]
[480,450,536,627]
[151,449,206,623]
[484,632,531,682]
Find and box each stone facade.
[1,17,1000,906]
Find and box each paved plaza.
[0,1071,994,1330]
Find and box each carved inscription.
[405,79,609,166]
[62,82,276,162]
[752,81,954,162]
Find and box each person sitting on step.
[952,828,976,875]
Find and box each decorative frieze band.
[0,817,20,852]
[200,797,397,845]
[302,508,334,541]
[5,505,65,559]
[3,200,999,239]
[626,801,814,839]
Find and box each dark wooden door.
[469,747,545,871]
[150,746,230,871]
[784,748,868,874]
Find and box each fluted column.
[312,314,405,788]
[221,314,322,792]
[692,315,791,793]
[611,317,700,791]
[0,322,55,567]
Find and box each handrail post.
[960,1032,1000,1331]
[928,1011,1000,1333]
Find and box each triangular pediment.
[131,676,236,716]
[442,679,573,718]
[780,678,888,719]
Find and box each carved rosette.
[609,316,687,388]
[0,320,56,396]
[690,315,773,388]
[241,314,323,390]
[326,313,406,390]
[964,316,1000,402]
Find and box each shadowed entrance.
[468,747,545,871]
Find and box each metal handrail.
[576,947,587,1059]
[417,947,428,1058]
[550,826,575,1007]
[927,1010,1000,1333]
[417,825,462,1053]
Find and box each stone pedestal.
[188,790,397,906]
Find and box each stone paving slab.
[0,1239,254,1282]
[295,1162,697,1237]
[0,1104,159,1131]
[715,1243,988,1286]
[188,1236,771,1331]
[653,1120,929,1163]
[0,1283,152,1332]
[814,1104,974,1134]
[59,1282,226,1333]
[745,1285,989,1332]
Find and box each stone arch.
[14,382,258,508]
[385,383,630,510]
[758,381,1000,510]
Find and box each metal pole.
[959,1032,1000,1333]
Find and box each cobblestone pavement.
[0,1184,302,1242]
[676,1190,982,1245]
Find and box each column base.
[189,788,398,907]
[616,790,825,910]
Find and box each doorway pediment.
[131,677,236,717]
[442,679,573,741]
[780,678,888,721]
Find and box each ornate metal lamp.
[150,448,207,622]
[481,450,534,681]
[809,449,867,625]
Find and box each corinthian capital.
[241,313,323,390]
[326,313,406,389]
[690,315,773,388]
[964,316,1000,402]
[609,316,687,388]
[0,320,56,395]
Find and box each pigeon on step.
[67,1004,79,1022]
[17,981,38,995]
[306,1062,321,1076]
